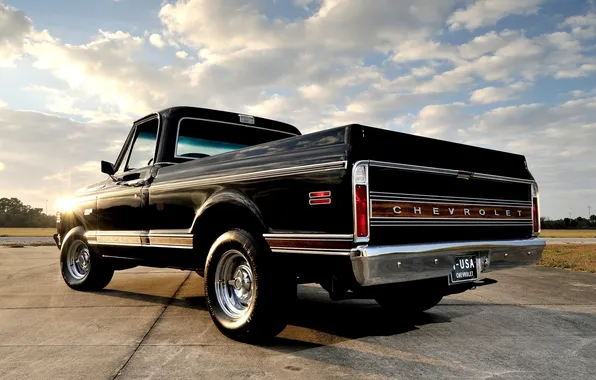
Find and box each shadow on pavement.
[97,281,459,349]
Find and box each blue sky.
[0,0,595,218]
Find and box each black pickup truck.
[55,106,545,340]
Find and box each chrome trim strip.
[90,241,193,249]
[370,216,532,222]
[371,199,532,209]
[144,233,193,238]
[147,229,191,235]
[354,239,546,258]
[369,191,532,205]
[271,248,351,256]
[369,160,536,185]
[85,231,193,249]
[371,222,532,227]
[88,241,141,247]
[145,244,194,250]
[351,238,546,286]
[263,233,353,240]
[371,196,531,207]
[151,160,348,190]
[371,161,458,176]
[101,255,143,260]
[473,172,536,185]
[372,218,532,225]
[89,231,144,236]
[96,187,142,199]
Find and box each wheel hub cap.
[66,240,91,280]
[214,250,254,319]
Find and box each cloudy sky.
[0,0,595,218]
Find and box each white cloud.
[458,30,521,59]
[562,12,596,38]
[175,50,188,59]
[411,103,469,137]
[415,67,473,93]
[24,30,166,115]
[149,33,165,48]
[0,99,6,107]
[0,2,33,66]
[469,82,530,104]
[0,107,128,211]
[448,0,543,31]
[391,38,458,63]
[411,66,436,77]
[297,84,332,100]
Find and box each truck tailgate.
[350,126,536,245]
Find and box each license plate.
[450,255,478,284]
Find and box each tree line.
[541,215,596,229]
[0,198,55,227]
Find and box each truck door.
[96,116,159,247]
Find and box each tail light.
[353,163,369,242]
[531,183,540,235]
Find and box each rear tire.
[60,234,114,291]
[204,229,295,341]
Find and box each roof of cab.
[134,106,302,136]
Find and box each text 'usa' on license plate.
[450,255,478,284]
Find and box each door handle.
[119,179,146,187]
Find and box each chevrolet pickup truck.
[55,106,545,340]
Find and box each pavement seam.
[5,263,55,279]
[110,271,192,380]
[0,305,167,310]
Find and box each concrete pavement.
[0,246,594,379]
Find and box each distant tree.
[0,197,55,227]
[591,215,596,224]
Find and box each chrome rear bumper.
[351,239,546,286]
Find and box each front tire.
[60,234,114,291]
[204,229,295,341]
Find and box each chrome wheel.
[66,240,91,280]
[214,249,254,319]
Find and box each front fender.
[61,226,86,249]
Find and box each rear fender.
[190,190,266,233]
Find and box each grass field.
[539,229,596,238]
[538,244,596,273]
[0,228,55,237]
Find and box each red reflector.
[310,191,331,198]
[532,197,539,233]
[355,184,368,237]
[309,198,331,205]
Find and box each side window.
[126,119,159,171]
